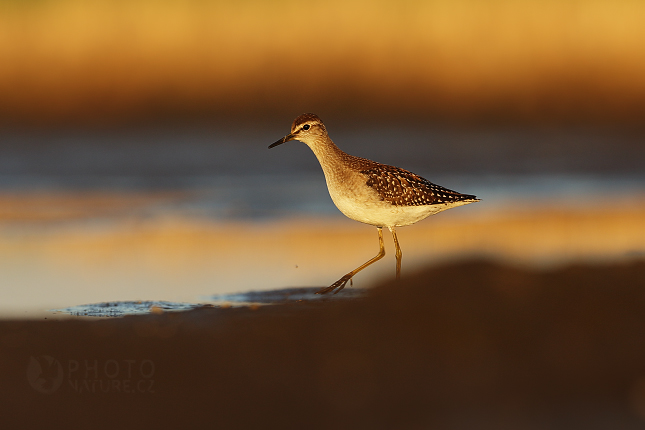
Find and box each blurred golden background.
[1,5,645,428]
[1,0,644,127]
[0,0,644,316]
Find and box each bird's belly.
[328,188,440,227]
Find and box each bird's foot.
[316,274,353,295]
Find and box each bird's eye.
[302,124,310,131]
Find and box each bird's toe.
[316,274,353,295]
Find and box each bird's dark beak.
[268,132,296,149]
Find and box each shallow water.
[53,300,208,318]
[1,124,644,318]
[208,286,367,304]
[51,287,367,317]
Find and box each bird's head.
[269,113,328,148]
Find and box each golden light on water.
[0,191,643,315]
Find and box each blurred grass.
[1,0,644,126]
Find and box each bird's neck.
[305,137,363,188]
[306,137,348,173]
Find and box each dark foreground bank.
[2,260,645,429]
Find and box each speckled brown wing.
[361,165,477,206]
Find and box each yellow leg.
[316,227,386,295]
[389,226,402,280]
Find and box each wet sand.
[2,259,645,429]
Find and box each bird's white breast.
[324,170,448,227]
